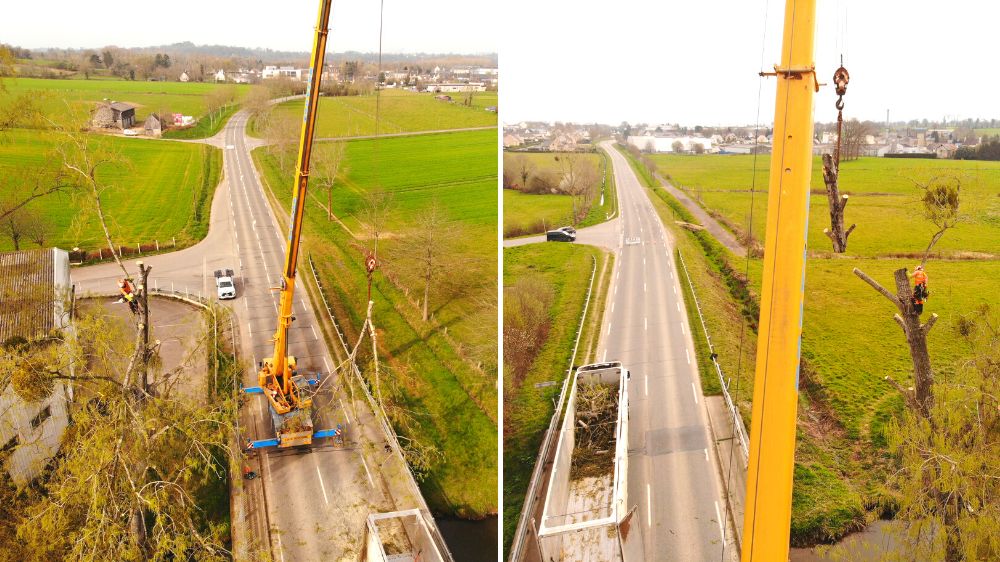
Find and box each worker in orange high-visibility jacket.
[910,265,929,314]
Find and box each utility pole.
[742,0,817,560]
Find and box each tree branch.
[922,313,939,335]
[884,375,919,411]
[854,267,902,309]
[845,223,856,239]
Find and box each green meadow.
[1,77,249,126]
[253,129,497,518]
[502,150,617,237]
[253,89,497,138]
[635,148,1000,543]
[651,154,1000,256]
[502,242,610,554]
[0,129,220,252]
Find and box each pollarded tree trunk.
[853,267,937,418]
[822,153,856,253]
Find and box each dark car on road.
[546,229,576,242]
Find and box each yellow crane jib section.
[259,0,332,416]
[741,0,816,561]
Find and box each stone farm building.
[0,248,73,487]
[143,113,162,137]
[91,101,137,130]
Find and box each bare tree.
[513,154,535,189]
[0,202,48,251]
[840,119,875,160]
[854,267,938,418]
[264,110,299,173]
[821,153,856,252]
[312,142,347,221]
[57,132,132,278]
[400,201,460,322]
[359,188,394,262]
[672,140,684,153]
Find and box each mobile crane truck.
[243,0,341,449]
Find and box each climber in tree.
[910,265,929,314]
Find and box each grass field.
[502,150,617,237]
[0,129,221,252]
[253,129,497,518]
[636,151,1000,543]
[974,127,1000,138]
[0,77,248,128]
[651,154,1000,256]
[502,243,610,555]
[251,89,497,138]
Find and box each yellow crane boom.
[741,0,817,559]
[258,0,332,428]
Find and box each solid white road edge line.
[647,484,652,527]
[715,500,725,539]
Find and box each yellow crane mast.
[741,0,817,560]
[255,0,333,447]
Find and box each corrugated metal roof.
[109,102,135,111]
[0,248,56,343]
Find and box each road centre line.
[691,382,699,404]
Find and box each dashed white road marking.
[339,398,351,424]
[607,323,613,335]
[602,349,608,361]
[644,317,648,331]
[715,500,725,539]
[691,382,699,404]
[360,456,376,489]
[704,448,709,461]
[322,356,331,373]
[643,282,647,293]
[681,322,686,334]
[647,484,652,527]
[686,348,691,364]
[316,466,329,505]
[310,325,318,340]
[676,302,681,312]
[644,375,648,396]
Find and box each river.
[438,515,498,561]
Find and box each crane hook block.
[833,66,849,97]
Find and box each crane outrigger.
[244,0,340,449]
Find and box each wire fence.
[676,250,750,464]
[509,254,598,562]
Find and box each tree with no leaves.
[821,152,856,253]
[399,201,461,322]
[672,140,684,153]
[265,110,300,174]
[313,142,348,221]
[56,131,132,278]
[360,188,394,263]
[840,118,875,161]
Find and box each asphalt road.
[597,141,732,561]
[73,112,440,561]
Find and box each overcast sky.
[3,1,496,55]
[502,0,1000,126]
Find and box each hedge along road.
[72,110,450,561]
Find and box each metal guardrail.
[509,254,598,562]
[676,250,750,464]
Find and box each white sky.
[501,0,1000,126]
[3,1,496,55]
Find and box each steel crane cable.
[727,0,777,558]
